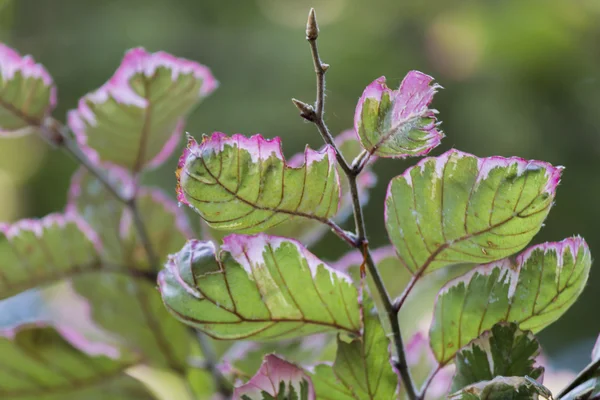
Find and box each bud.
[306,8,319,41]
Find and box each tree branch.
[295,9,419,400]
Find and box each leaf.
[451,322,544,392]
[158,233,361,340]
[267,129,376,246]
[220,334,335,381]
[0,324,154,400]
[67,167,192,267]
[0,44,56,137]
[0,213,103,300]
[404,332,453,399]
[233,354,315,400]
[310,298,399,400]
[127,365,196,400]
[354,71,443,158]
[448,376,544,400]
[430,237,591,364]
[67,48,217,173]
[385,150,563,274]
[176,133,341,233]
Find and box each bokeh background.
[1,0,599,372]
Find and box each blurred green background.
[1,0,599,371]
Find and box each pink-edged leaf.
[354,71,443,158]
[0,44,56,137]
[68,48,217,173]
[177,133,341,234]
[0,213,102,300]
[0,322,154,399]
[233,354,315,400]
[429,237,591,364]
[385,149,563,274]
[158,233,361,340]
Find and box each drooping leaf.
[451,322,544,392]
[448,376,546,400]
[310,298,399,400]
[176,133,341,234]
[385,150,562,274]
[67,48,217,173]
[158,234,361,340]
[233,354,315,400]
[267,129,376,246]
[430,237,591,364]
[0,324,154,400]
[0,44,56,136]
[354,71,443,158]
[0,213,102,300]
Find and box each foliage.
[0,8,597,400]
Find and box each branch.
[557,357,600,399]
[294,9,419,400]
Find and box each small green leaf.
[176,133,341,233]
[311,298,399,400]
[159,234,361,340]
[451,322,544,392]
[233,354,315,400]
[0,325,153,399]
[354,72,443,158]
[68,48,217,173]
[0,44,56,137]
[430,237,591,364]
[449,376,543,400]
[385,150,562,274]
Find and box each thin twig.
[296,9,419,400]
[557,357,600,399]
[194,330,233,397]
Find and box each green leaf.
[158,234,361,340]
[176,133,341,234]
[0,44,56,137]
[430,237,591,364]
[267,129,376,246]
[233,354,315,400]
[448,376,545,400]
[311,298,399,400]
[67,48,217,173]
[354,72,443,158]
[0,213,102,300]
[451,322,544,392]
[385,150,562,274]
[0,325,154,400]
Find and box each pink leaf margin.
[176,132,340,208]
[0,43,57,135]
[67,47,217,168]
[354,71,443,158]
[233,354,316,400]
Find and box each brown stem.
[297,9,419,400]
